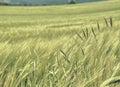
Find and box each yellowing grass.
[0,0,120,87]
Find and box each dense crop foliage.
[0,0,120,87]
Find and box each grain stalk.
[60,50,70,64]
[76,32,84,41]
[109,17,113,27]
[104,17,109,27]
[100,76,120,87]
[91,27,97,41]
[97,22,100,32]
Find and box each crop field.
[0,0,120,87]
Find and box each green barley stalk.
[97,22,100,32]
[100,76,120,87]
[109,17,113,27]
[86,27,89,39]
[82,29,87,40]
[76,32,84,41]
[91,27,97,41]
[60,50,70,64]
[104,17,109,27]
[80,47,85,55]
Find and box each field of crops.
[0,0,120,87]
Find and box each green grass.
[0,0,120,87]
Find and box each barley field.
[0,0,120,87]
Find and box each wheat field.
[0,0,120,87]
